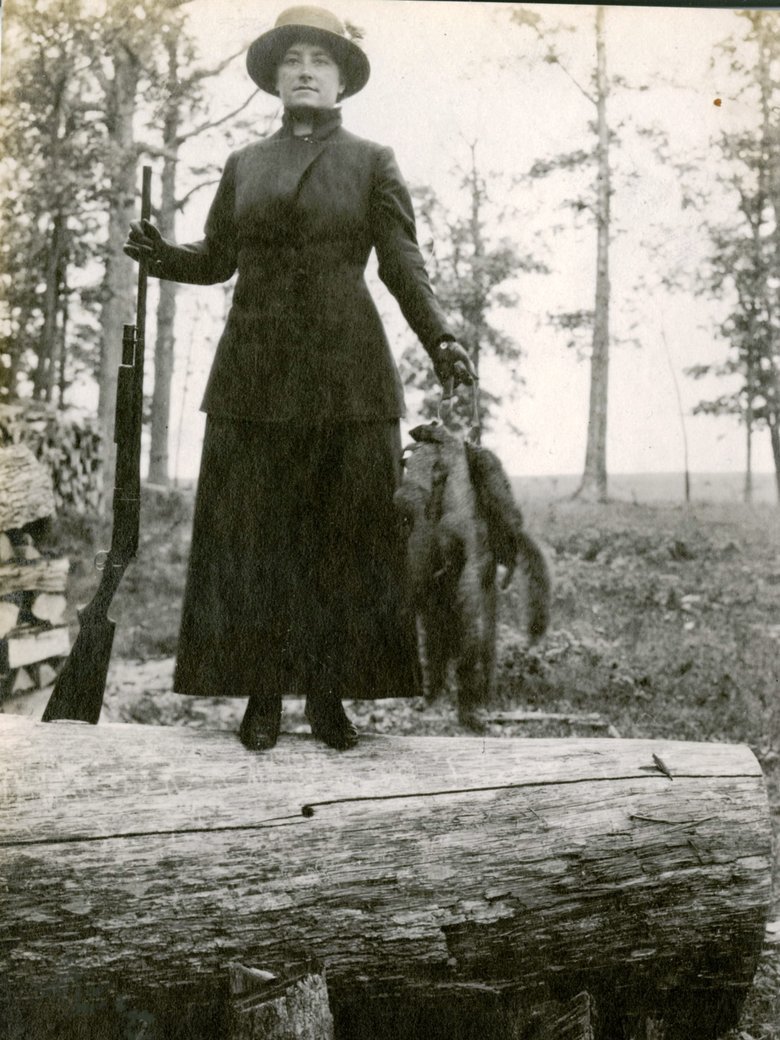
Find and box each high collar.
[280,106,343,141]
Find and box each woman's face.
[276,41,345,110]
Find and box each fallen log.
[480,710,621,737]
[0,716,770,1040]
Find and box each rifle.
[43,166,152,724]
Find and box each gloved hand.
[431,340,478,393]
[123,219,168,267]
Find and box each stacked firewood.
[0,442,70,701]
[0,400,103,514]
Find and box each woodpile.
[0,443,69,700]
[0,399,103,514]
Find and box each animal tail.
[513,529,552,643]
[465,441,552,642]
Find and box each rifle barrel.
[42,165,153,725]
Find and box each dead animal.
[395,422,551,730]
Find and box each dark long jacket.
[153,108,453,421]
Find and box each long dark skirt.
[173,417,421,701]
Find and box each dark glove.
[431,340,478,393]
[123,219,168,268]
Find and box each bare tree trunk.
[149,280,176,484]
[32,74,67,403]
[575,6,610,504]
[34,212,65,402]
[47,227,68,404]
[466,140,486,380]
[98,43,140,495]
[770,420,780,504]
[5,302,35,396]
[148,35,181,486]
[173,300,200,484]
[659,325,690,504]
[58,275,69,408]
[755,12,780,506]
[744,350,755,503]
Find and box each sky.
[133,1,770,480]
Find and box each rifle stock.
[43,166,152,724]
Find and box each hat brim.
[247,24,370,98]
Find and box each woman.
[125,5,475,752]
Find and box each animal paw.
[306,699,359,750]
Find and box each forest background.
[2,0,780,502]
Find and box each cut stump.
[227,960,334,1040]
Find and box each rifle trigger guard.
[95,550,109,571]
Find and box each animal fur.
[395,423,551,729]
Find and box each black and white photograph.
[0,1,778,1037]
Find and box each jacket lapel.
[271,136,332,202]
[270,108,343,201]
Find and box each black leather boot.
[239,693,282,751]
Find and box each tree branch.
[176,178,222,208]
[544,45,596,106]
[180,47,248,87]
[176,91,263,144]
[137,142,179,162]
[512,8,596,105]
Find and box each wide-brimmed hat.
[247,6,370,98]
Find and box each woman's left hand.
[432,341,478,391]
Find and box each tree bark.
[755,12,780,506]
[31,70,67,404]
[770,420,780,504]
[148,282,176,485]
[58,272,70,408]
[0,718,770,1040]
[575,5,610,504]
[465,140,487,382]
[148,34,180,486]
[98,43,140,496]
[745,389,753,504]
[35,211,67,404]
